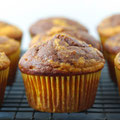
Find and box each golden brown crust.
[19,34,105,75]
[29,17,88,36]
[0,36,20,55]
[104,34,120,54]
[0,52,10,70]
[114,52,120,70]
[0,21,22,41]
[29,26,101,50]
[98,14,120,37]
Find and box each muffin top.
[29,26,101,50]
[98,14,120,37]
[19,34,105,75]
[0,52,10,70]
[114,52,120,70]
[0,36,20,55]
[0,21,22,41]
[29,17,88,36]
[104,34,120,54]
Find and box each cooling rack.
[0,51,120,120]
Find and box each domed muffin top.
[0,21,22,41]
[0,52,10,70]
[104,34,120,54]
[98,14,120,37]
[29,26,101,50]
[0,36,20,55]
[114,52,120,70]
[19,34,105,75]
[29,17,88,36]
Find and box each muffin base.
[115,67,120,95]
[103,50,117,82]
[7,48,20,85]
[99,34,109,46]
[22,71,101,113]
[0,67,9,106]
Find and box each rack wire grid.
[0,51,120,120]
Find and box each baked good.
[19,34,105,113]
[0,21,22,43]
[0,36,20,85]
[103,34,120,82]
[29,17,88,37]
[115,52,120,94]
[29,26,101,50]
[0,52,10,105]
[97,14,120,46]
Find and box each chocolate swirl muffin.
[104,34,120,82]
[97,14,120,45]
[19,34,105,113]
[0,21,22,42]
[0,36,20,85]
[0,52,10,105]
[29,26,101,50]
[29,17,88,37]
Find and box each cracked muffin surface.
[0,36,20,55]
[29,26,101,50]
[19,34,105,75]
[0,52,10,70]
[98,14,120,37]
[104,34,120,54]
[0,21,22,41]
[29,17,88,36]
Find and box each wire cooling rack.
[0,51,120,120]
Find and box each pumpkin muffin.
[0,21,22,43]
[29,17,88,37]
[19,34,105,113]
[29,26,101,50]
[0,52,10,105]
[0,36,20,85]
[103,34,120,82]
[97,14,120,46]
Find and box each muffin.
[115,52,120,94]
[0,36,20,85]
[103,34,120,82]
[19,34,105,113]
[97,14,120,46]
[0,52,10,105]
[29,26,101,50]
[0,21,22,43]
[29,17,88,37]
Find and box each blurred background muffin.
[0,36,20,85]
[19,34,105,113]
[103,34,120,82]
[97,14,120,46]
[0,21,23,43]
[0,52,10,105]
[115,52,120,94]
[29,17,88,37]
[29,26,101,50]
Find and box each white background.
[0,0,120,50]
